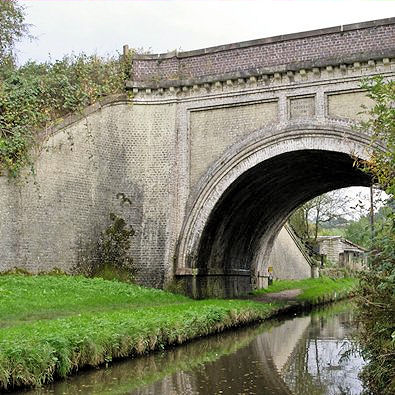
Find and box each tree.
[344,204,392,249]
[0,0,30,66]
[358,76,395,196]
[289,190,351,242]
[344,215,371,248]
[354,77,395,395]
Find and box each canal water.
[18,301,364,395]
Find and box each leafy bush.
[74,213,137,283]
[354,77,395,394]
[94,213,137,282]
[356,210,395,394]
[0,53,132,176]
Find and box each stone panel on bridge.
[190,100,278,186]
[327,90,374,121]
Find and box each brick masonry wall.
[132,19,395,83]
[265,226,312,280]
[189,101,278,186]
[0,101,177,288]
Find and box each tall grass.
[0,274,357,390]
[0,275,275,390]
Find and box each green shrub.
[74,213,137,283]
[0,53,132,176]
[353,77,395,394]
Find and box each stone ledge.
[126,51,395,91]
[176,268,251,276]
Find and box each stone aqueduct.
[1,18,394,297]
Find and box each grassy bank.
[0,275,357,391]
[253,277,358,304]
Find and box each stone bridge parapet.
[127,18,395,92]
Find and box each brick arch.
[176,123,372,296]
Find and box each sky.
[17,0,395,64]
[15,0,392,213]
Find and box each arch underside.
[196,149,370,273]
[176,127,373,297]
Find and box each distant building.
[316,236,367,270]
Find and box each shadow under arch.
[176,122,373,298]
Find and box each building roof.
[317,236,368,252]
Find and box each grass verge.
[0,274,356,391]
[252,277,358,304]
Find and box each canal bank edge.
[0,275,357,391]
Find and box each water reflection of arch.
[192,337,294,395]
[255,316,312,373]
[267,307,363,395]
[42,308,358,394]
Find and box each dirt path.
[252,288,302,303]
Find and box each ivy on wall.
[0,52,132,177]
